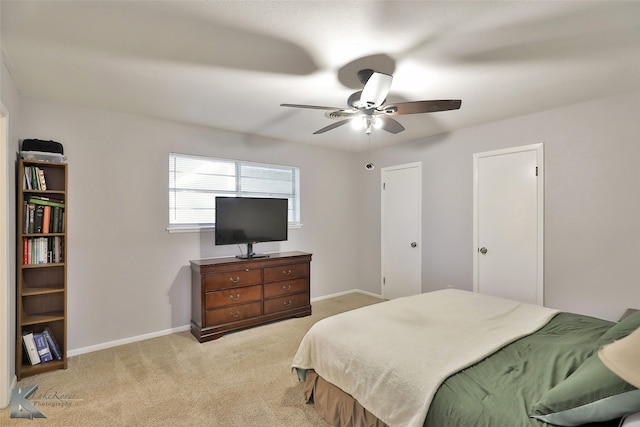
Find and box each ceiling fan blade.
[280,103,343,111]
[360,72,393,108]
[379,116,405,134]
[313,119,350,134]
[325,109,359,120]
[385,100,462,115]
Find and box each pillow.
[593,310,640,351]
[530,353,640,426]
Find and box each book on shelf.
[23,202,36,234]
[28,196,65,208]
[23,199,64,234]
[23,166,48,191]
[52,206,60,233]
[42,205,51,234]
[22,332,41,365]
[23,167,32,190]
[34,205,44,233]
[33,333,53,363]
[22,237,28,265]
[22,236,64,265]
[37,168,47,190]
[43,327,63,360]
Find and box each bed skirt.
[303,369,388,427]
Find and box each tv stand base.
[236,253,269,259]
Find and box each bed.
[292,289,640,427]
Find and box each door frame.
[381,162,422,299]
[0,101,11,408]
[472,143,544,305]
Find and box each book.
[22,333,41,365]
[23,237,29,265]
[23,236,64,264]
[47,237,52,263]
[58,236,64,262]
[55,236,63,263]
[24,167,32,190]
[40,238,48,264]
[23,202,28,233]
[26,167,40,190]
[52,206,60,233]
[43,327,62,360]
[42,205,51,234]
[28,237,42,264]
[28,196,65,208]
[33,333,53,363]
[34,205,44,233]
[26,198,65,234]
[27,203,36,234]
[37,167,47,190]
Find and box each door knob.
[479,247,488,254]
[411,242,417,248]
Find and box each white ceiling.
[2,1,640,152]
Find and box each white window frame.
[168,153,301,232]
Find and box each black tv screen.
[215,197,288,254]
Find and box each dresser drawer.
[264,292,309,315]
[263,278,308,298]
[205,301,262,326]
[203,268,262,291]
[205,285,263,310]
[263,263,309,283]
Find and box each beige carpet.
[1,293,383,426]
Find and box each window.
[169,153,300,230]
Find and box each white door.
[381,163,422,299]
[473,144,544,305]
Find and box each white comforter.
[292,289,559,427]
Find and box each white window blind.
[169,153,300,229]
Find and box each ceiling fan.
[281,69,462,135]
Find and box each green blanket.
[424,312,617,427]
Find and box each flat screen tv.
[215,196,288,259]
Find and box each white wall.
[14,88,640,355]
[356,91,640,322]
[19,98,360,352]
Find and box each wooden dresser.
[190,251,312,342]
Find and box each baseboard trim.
[311,289,383,302]
[68,325,191,357]
[68,289,382,357]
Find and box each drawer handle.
[282,269,292,276]
[229,310,241,318]
[282,284,292,291]
[283,300,292,306]
[229,276,241,283]
[229,293,241,301]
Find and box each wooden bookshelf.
[16,159,68,380]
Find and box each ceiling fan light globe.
[373,116,383,129]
